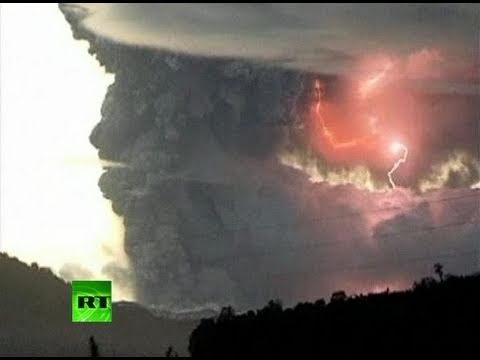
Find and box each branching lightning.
[313,74,411,190]
[359,60,392,99]
[388,142,408,189]
[314,80,369,149]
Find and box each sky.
[0,3,133,301]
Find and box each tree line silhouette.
[189,264,480,357]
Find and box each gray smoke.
[59,263,94,282]
[60,4,480,311]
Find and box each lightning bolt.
[387,142,408,189]
[359,61,392,99]
[313,79,410,190]
[314,80,369,150]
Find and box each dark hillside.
[190,271,480,357]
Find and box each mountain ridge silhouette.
[0,252,196,356]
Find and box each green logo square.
[72,280,112,322]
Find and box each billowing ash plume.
[60,4,480,311]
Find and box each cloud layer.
[74,4,479,76]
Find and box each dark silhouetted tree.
[266,299,283,312]
[165,345,178,357]
[413,276,436,291]
[330,290,347,303]
[218,306,235,322]
[89,336,99,357]
[434,262,444,282]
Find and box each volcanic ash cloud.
[60,4,480,311]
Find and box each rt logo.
[72,280,112,322]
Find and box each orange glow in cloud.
[311,79,382,165]
[304,47,463,188]
[405,48,443,79]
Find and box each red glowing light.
[308,50,429,187]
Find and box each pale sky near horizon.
[0,3,133,301]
